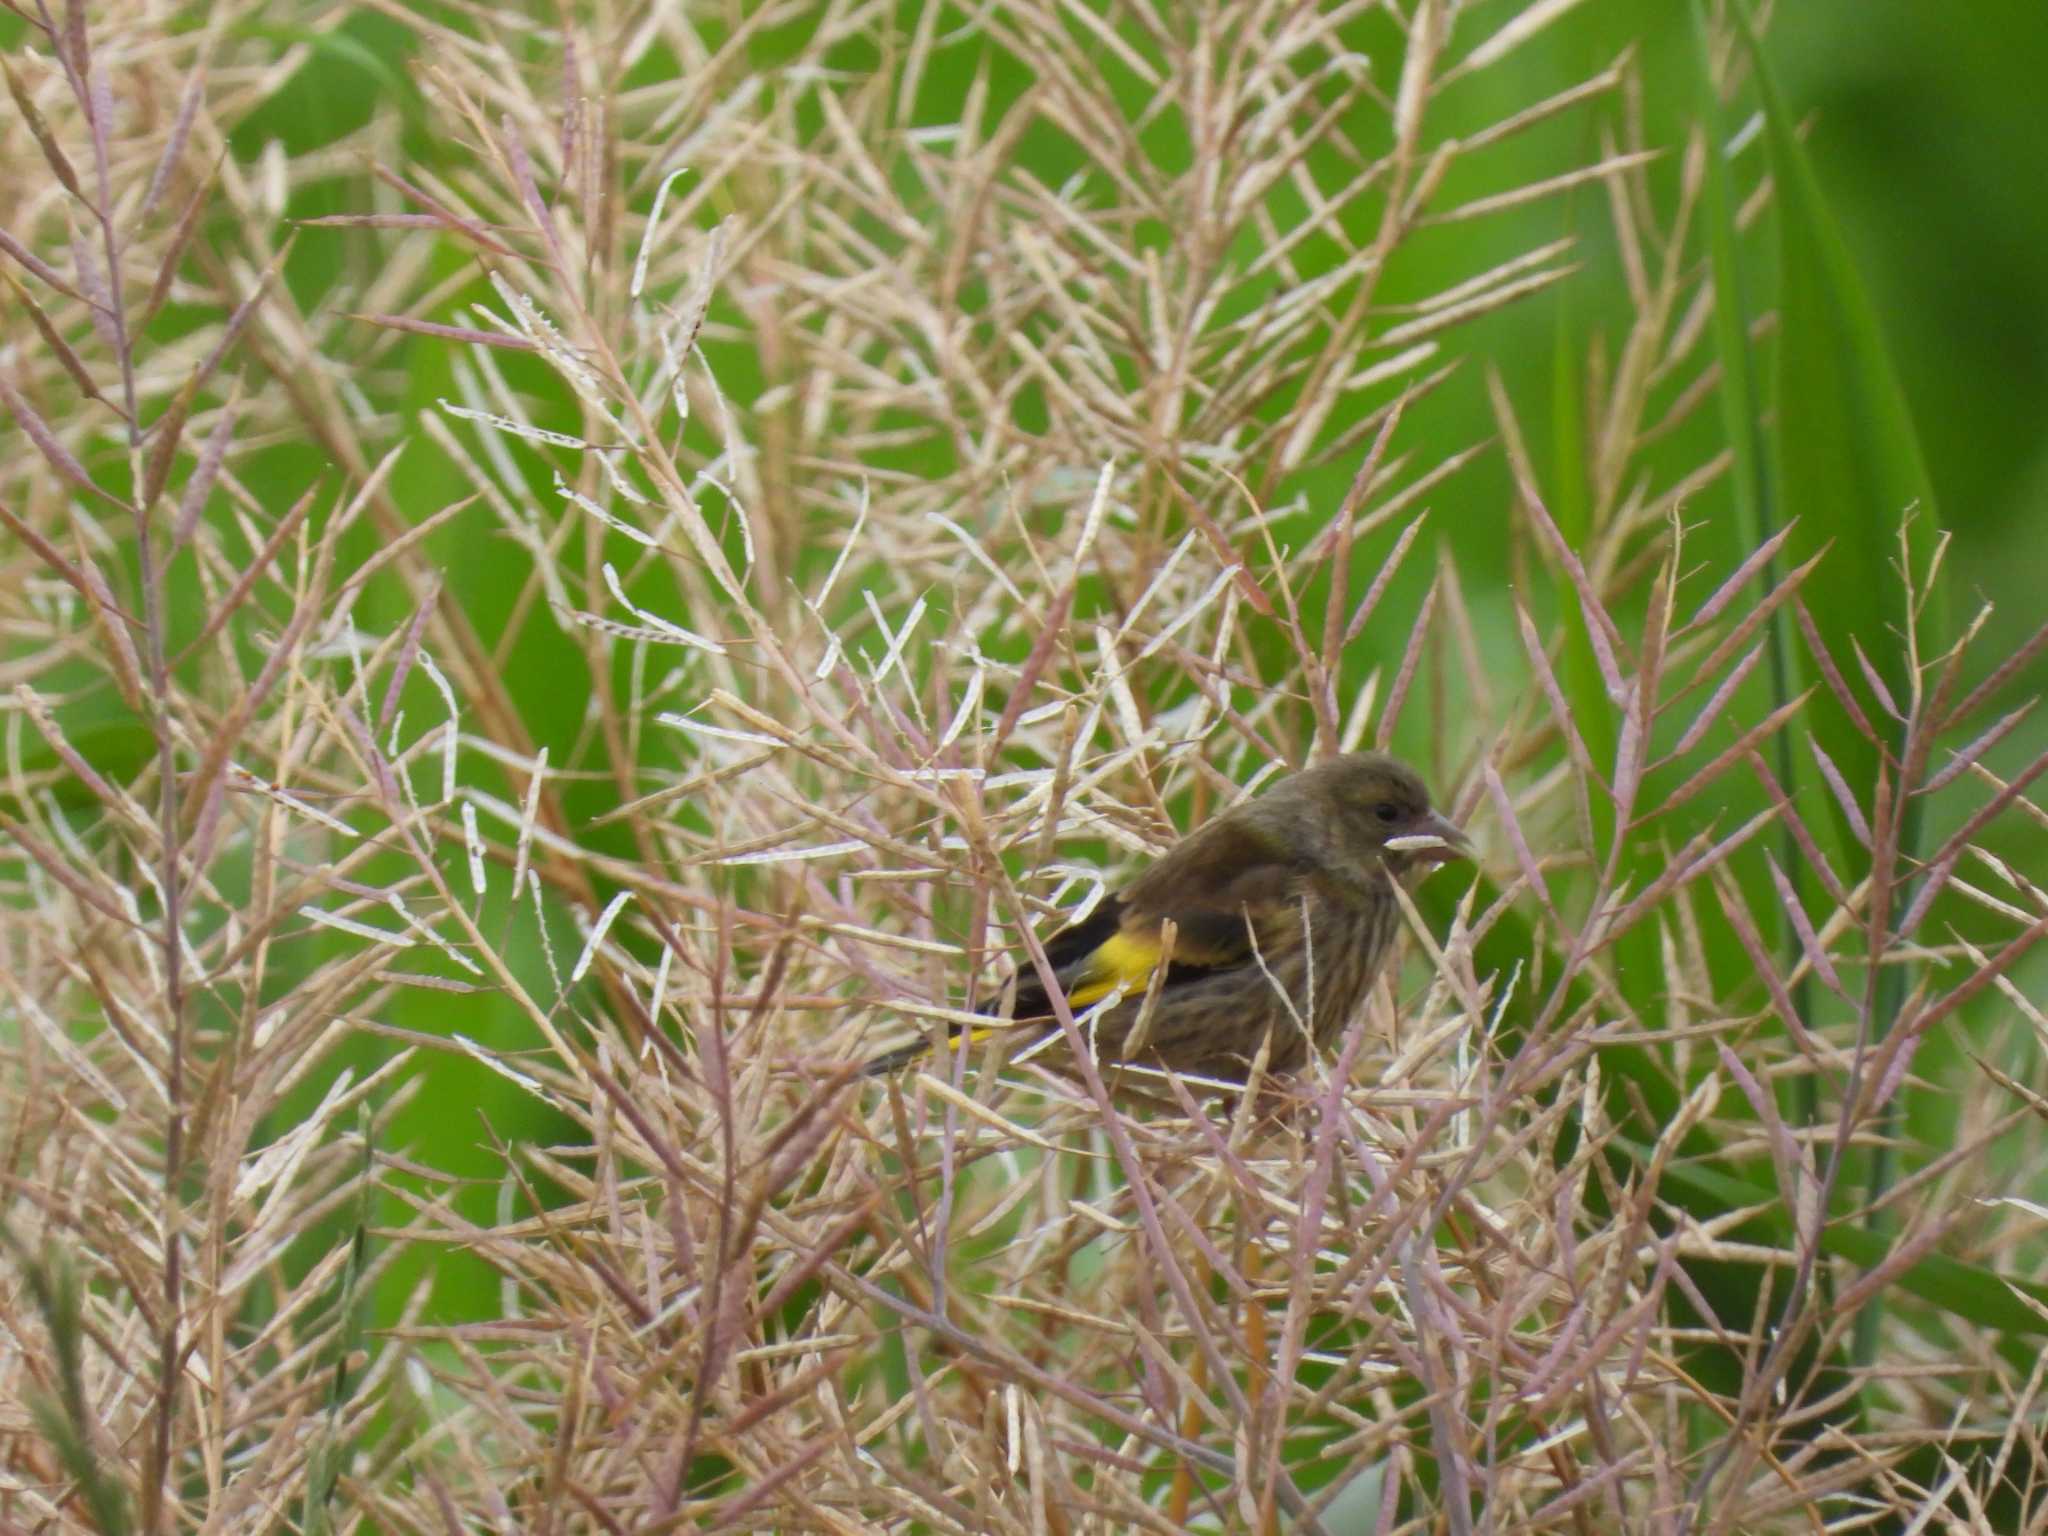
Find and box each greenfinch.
[865,752,1467,1082]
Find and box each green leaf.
[1736,0,1951,1367]
[1694,8,1770,569]
[1739,4,1946,855]
[1650,1153,2048,1342]
[1694,0,1824,1132]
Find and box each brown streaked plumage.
[864,753,1468,1082]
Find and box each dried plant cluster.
[2,1,2046,1533]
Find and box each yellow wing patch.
[1068,929,1164,1007]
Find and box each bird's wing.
[1019,816,1306,1015]
[862,816,1304,1074]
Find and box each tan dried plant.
[4,1,2048,1533]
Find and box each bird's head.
[1291,752,1470,878]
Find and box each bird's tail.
[860,1034,942,1077]
[861,1022,1010,1077]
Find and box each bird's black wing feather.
[1012,896,1126,1018]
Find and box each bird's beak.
[1389,812,1470,866]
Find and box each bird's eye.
[1373,802,1402,823]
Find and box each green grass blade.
[1693,2,1822,1134]
[1737,0,1950,1368]
[1740,5,1945,816]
